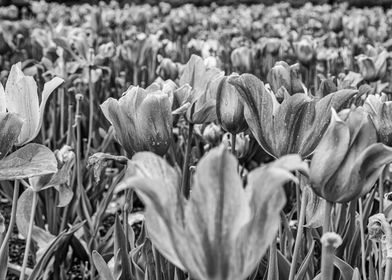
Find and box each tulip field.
[2,0,392,279]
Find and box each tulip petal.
[115,152,187,272]
[136,93,172,155]
[101,98,136,156]
[310,109,350,200]
[300,89,357,158]
[273,93,311,157]
[0,82,5,113]
[239,155,302,276]
[30,77,64,143]
[5,63,39,145]
[185,146,251,279]
[229,74,275,157]
[349,143,392,201]
[0,113,23,160]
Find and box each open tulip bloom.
[310,107,392,203]
[363,94,392,146]
[229,73,357,158]
[0,62,64,146]
[100,84,173,157]
[175,54,224,124]
[116,146,308,280]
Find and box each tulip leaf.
[0,112,23,160]
[304,185,325,228]
[351,268,361,280]
[92,251,115,280]
[333,256,354,280]
[16,188,55,249]
[0,143,57,180]
[295,240,315,280]
[28,222,84,280]
[114,215,133,280]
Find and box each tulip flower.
[310,107,392,203]
[229,74,357,158]
[267,61,303,98]
[215,74,248,134]
[175,54,224,124]
[156,57,179,81]
[100,84,173,157]
[0,62,64,146]
[356,50,389,82]
[230,46,253,73]
[117,146,308,280]
[363,95,392,146]
[293,36,316,66]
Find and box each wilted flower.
[363,95,392,146]
[175,55,224,124]
[310,107,392,203]
[293,36,316,66]
[0,62,64,145]
[229,74,357,158]
[267,61,303,98]
[100,84,173,156]
[356,50,389,82]
[215,74,248,134]
[117,147,308,280]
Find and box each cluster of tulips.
[2,1,392,280]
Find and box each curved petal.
[185,146,250,279]
[239,155,303,277]
[0,113,23,159]
[229,74,275,157]
[310,109,350,201]
[0,82,5,113]
[100,98,136,156]
[5,63,39,145]
[116,152,186,271]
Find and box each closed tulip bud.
[216,74,248,134]
[363,95,392,146]
[356,50,389,82]
[100,85,173,157]
[267,61,303,97]
[222,132,251,159]
[310,108,392,203]
[293,37,316,66]
[156,57,179,81]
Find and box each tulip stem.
[181,123,194,198]
[358,198,367,280]
[0,180,20,260]
[267,238,278,280]
[20,190,38,280]
[288,190,308,280]
[231,133,236,157]
[323,201,333,235]
[379,173,384,213]
[86,66,94,157]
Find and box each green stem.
[385,258,392,280]
[323,201,333,235]
[86,66,94,157]
[133,65,138,86]
[380,244,384,280]
[0,180,20,257]
[358,198,367,280]
[267,238,278,280]
[231,133,236,157]
[181,123,194,198]
[19,190,38,280]
[379,174,384,213]
[288,190,308,280]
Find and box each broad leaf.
[0,112,23,160]
[0,143,57,180]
